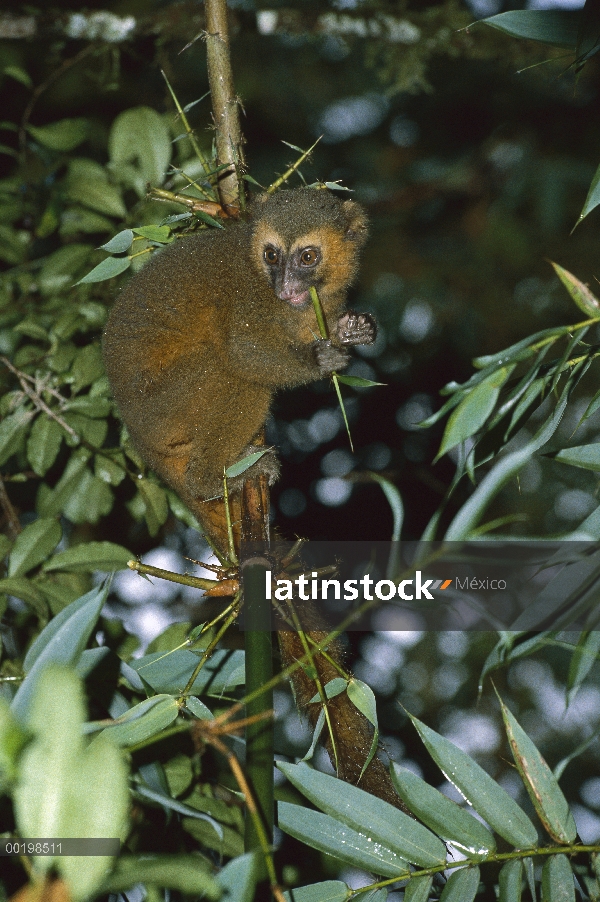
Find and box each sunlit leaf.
[277,761,446,867]
[278,802,408,878]
[390,764,495,857]
[407,713,538,848]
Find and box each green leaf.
[368,474,404,542]
[499,859,523,902]
[335,375,386,388]
[390,764,496,856]
[552,442,600,471]
[64,158,127,218]
[132,225,173,243]
[27,118,90,151]
[90,695,179,746]
[347,678,378,728]
[75,254,131,284]
[437,366,513,458]
[131,648,245,697]
[39,451,113,524]
[578,160,600,223]
[94,452,127,486]
[276,761,446,867]
[138,478,169,535]
[27,415,63,476]
[217,853,257,902]
[101,855,220,898]
[404,876,433,902]
[225,449,269,479]
[283,882,350,902]
[185,696,214,720]
[439,867,480,901]
[407,713,538,848]
[0,698,28,790]
[480,10,580,46]
[12,584,108,719]
[307,677,348,704]
[109,106,172,195]
[13,665,128,902]
[8,517,62,577]
[278,801,408,878]
[567,630,600,704]
[541,855,575,902]
[0,407,33,466]
[39,243,92,294]
[42,541,132,573]
[550,261,600,316]
[63,396,111,418]
[4,66,32,87]
[498,697,577,843]
[444,373,573,540]
[71,343,105,392]
[100,229,134,253]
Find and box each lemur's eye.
[300,248,318,266]
[264,247,279,265]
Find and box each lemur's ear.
[341,200,369,246]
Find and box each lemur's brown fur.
[103,188,407,812]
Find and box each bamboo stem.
[204,0,245,212]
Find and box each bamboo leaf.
[567,630,600,704]
[480,10,579,46]
[283,882,350,902]
[75,254,131,285]
[578,160,600,223]
[390,764,495,857]
[499,859,523,902]
[99,230,134,253]
[550,261,600,316]
[12,585,108,719]
[437,366,513,459]
[552,442,600,472]
[278,802,408,878]
[276,761,447,867]
[498,696,577,843]
[439,866,480,901]
[541,855,575,902]
[225,449,268,479]
[407,713,538,848]
[404,876,433,902]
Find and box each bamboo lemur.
[102,188,376,546]
[102,189,409,812]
